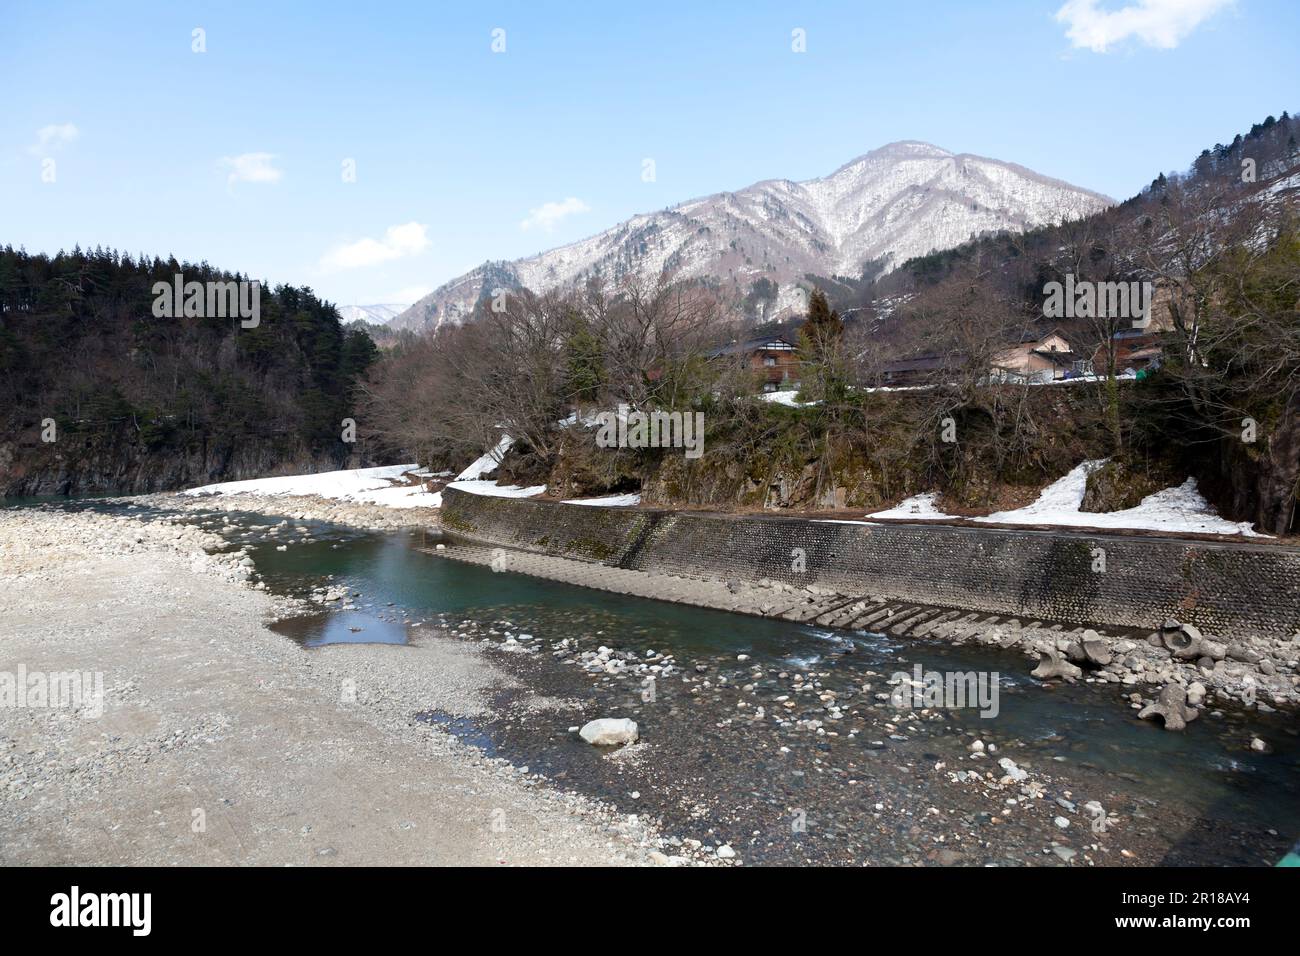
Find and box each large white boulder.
[578,718,638,747]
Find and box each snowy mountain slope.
[392,141,1112,331]
[338,303,410,325]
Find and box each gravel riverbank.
[0,506,689,866]
[132,490,441,532]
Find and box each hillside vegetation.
[366,113,1299,535]
[0,246,378,495]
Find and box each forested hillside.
[844,112,1300,534]
[0,247,378,495]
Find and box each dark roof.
[1031,348,1085,365]
[882,354,948,374]
[709,335,798,357]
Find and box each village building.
[711,335,801,392]
[990,328,1091,382]
[880,353,951,386]
[1095,327,1165,375]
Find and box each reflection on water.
[270,610,408,647]
[414,711,498,755]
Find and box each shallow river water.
[17,499,1300,865]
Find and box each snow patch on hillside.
[446,479,546,499]
[337,303,410,324]
[861,460,1263,536]
[866,493,950,520]
[456,435,513,480]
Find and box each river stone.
[1160,621,1203,660]
[1031,646,1082,681]
[997,757,1028,783]
[578,718,639,747]
[1138,684,1199,731]
[1227,644,1261,664]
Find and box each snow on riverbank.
[183,465,443,509]
[183,462,546,509]
[447,479,547,499]
[563,493,642,507]
[180,453,1256,536]
[863,492,949,520]
[862,460,1264,536]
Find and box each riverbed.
[197,503,1300,865]
[6,497,1299,866]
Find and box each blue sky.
[3,0,1297,307]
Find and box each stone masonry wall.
[440,487,1300,640]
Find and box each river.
[9,497,1300,865]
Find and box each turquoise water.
[241,525,1300,832]
[11,499,1300,851]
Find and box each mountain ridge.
[392,141,1114,331]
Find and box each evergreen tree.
[798,288,847,403]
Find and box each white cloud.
[1055,0,1232,52]
[520,196,590,232]
[218,152,283,188]
[319,222,432,272]
[29,123,79,155]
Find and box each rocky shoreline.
[380,603,1296,865]
[127,487,1300,726]
[0,504,707,866]
[4,497,1294,865]
[131,490,441,532]
[427,542,1300,724]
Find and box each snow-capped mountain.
[392,141,1113,331]
[338,303,410,325]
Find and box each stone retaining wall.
[440,488,1300,639]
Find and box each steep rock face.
[0,437,366,498]
[394,141,1112,330]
